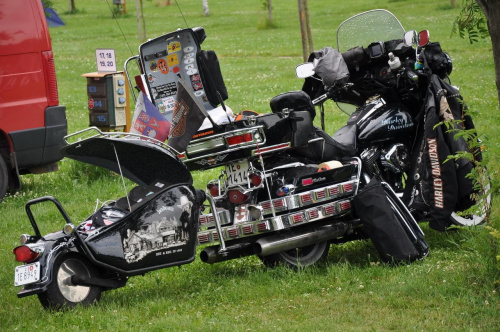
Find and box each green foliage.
[452,0,489,43]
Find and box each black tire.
[0,155,8,201]
[259,241,330,269]
[38,254,102,310]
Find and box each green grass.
[1,0,499,330]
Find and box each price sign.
[95,48,117,72]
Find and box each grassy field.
[1,0,499,330]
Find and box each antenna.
[105,0,134,56]
[175,0,190,28]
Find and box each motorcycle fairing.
[61,135,192,187]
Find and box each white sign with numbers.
[95,48,117,72]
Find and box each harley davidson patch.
[170,100,189,137]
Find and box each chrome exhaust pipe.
[254,223,348,257]
[200,243,255,264]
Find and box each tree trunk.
[68,0,76,13]
[267,0,273,23]
[303,0,313,54]
[297,0,308,62]
[135,0,146,42]
[476,0,500,107]
[202,0,209,16]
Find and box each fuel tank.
[351,100,415,143]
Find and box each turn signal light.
[226,133,253,146]
[13,246,40,263]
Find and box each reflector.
[226,133,253,146]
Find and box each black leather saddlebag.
[353,178,429,263]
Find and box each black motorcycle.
[295,9,491,231]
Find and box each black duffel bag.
[353,177,429,263]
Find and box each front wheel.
[450,167,492,227]
[259,241,330,270]
[38,254,102,310]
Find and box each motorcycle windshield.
[336,9,405,52]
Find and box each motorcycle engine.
[360,143,410,175]
[380,143,410,173]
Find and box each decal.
[194,154,229,166]
[147,73,156,84]
[184,57,195,65]
[192,81,203,91]
[194,90,204,97]
[170,100,188,137]
[149,60,157,71]
[192,129,214,139]
[157,58,169,74]
[154,82,177,99]
[88,98,95,110]
[168,41,181,53]
[183,46,194,53]
[190,74,201,82]
[156,99,166,113]
[167,53,179,67]
[172,66,180,74]
[186,68,198,75]
[427,138,444,208]
[382,115,413,131]
[183,52,195,59]
[122,195,193,263]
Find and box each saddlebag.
[353,178,429,263]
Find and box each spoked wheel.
[450,169,492,227]
[259,241,330,269]
[38,254,102,309]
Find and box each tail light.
[249,173,262,187]
[42,51,59,106]
[226,133,253,146]
[207,182,220,197]
[13,245,41,263]
[227,189,250,204]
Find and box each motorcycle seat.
[270,90,316,120]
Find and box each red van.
[0,0,67,200]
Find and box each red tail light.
[207,183,220,197]
[42,51,59,106]
[249,173,262,186]
[227,189,250,204]
[226,133,253,146]
[13,246,40,263]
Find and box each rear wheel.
[259,241,330,269]
[0,155,8,201]
[38,254,102,310]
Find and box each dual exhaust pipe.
[200,222,349,264]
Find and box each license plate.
[14,262,40,286]
[226,159,249,187]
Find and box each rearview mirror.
[403,30,417,48]
[418,30,430,47]
[295,63,315,78]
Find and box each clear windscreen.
[336,9,405,52]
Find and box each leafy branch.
[452,0,489,43]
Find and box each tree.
[454,0,500,107]
[202,0,209,16]
[68,0,76,14]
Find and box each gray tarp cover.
[314,47,350,86]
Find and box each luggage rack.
[64,127,175,153]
